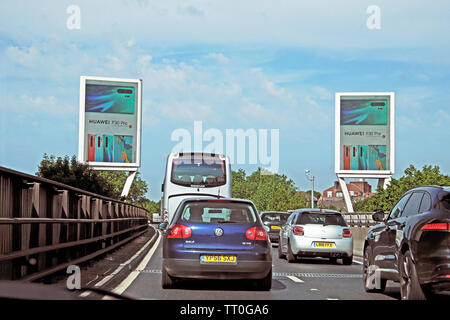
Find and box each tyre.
[342,255,353,265]
[256,269,272,291]
[287,241,296,263]
[278,242,285,259]
[161,267,175,289]
[363,245,386,293]
[400,251,426,300]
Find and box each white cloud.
[5,46,40,67]
[206,53,229,64]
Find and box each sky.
[0,0,449,201]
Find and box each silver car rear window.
[296,213,347,226]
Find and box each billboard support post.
[121,171,137,198]
[335,92,395,213]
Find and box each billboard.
[78,76,142,170]
[335,93,394,176]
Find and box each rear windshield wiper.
[215,220,239,224]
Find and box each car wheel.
[161,267,175,289]
[400,251,426,300]
[329,257,338,264]
[287,241,296,263]
[363,245,386,293]
[278,242,285,259]
[342,256,353,265]
[256,268,272,291]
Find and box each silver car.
[278,209,353,265]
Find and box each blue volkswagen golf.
[160,198,272,290]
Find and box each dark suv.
[363,186,450,300]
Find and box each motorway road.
[120,231,400,300]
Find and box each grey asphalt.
[122,232,400,300]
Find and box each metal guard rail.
[342,212,389,228]
[0,166,149,281]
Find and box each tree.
[354,164,450,212]
[232,168,309,212]
[36,154,150,207]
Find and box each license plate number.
[271,225,281,230]
[200,255,237,264]
[313,242,335,248]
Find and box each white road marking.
[286,275,304,283]
[310,288,319,291]
[353,259,363,265]
[94,230,158,288]
[326,298,339,300]
[112,230,162,295]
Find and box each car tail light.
[167,224,192,239]
[438,274,450,279]
[246,226,268,241]
[421,223,449,231]
[293,226,304,236]
[343,228,352,238]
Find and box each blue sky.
[1,0,449,201]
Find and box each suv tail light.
[293,226,304,236]
[343,228,352,238]
[246,226,268,241]
[167,224,192,239]
[421,223,449,231]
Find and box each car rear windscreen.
[441,193,450,210]
[296,213,347,226]
[171,154,226,188]
[261,213,289,223]
[179,202,257,224]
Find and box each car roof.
[260,211,290,214]
[408,185,450,192]
[179,197,255,205]
[292,208,342,214]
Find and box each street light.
[305,169,315,209]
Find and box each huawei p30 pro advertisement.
[79,76,142,169]
[337,94,394,173]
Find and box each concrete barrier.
[350,227,370,257]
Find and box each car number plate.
[271,225,281,230]
[200,255,237,264]
[313,242,335,248]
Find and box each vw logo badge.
[215,227,224,237]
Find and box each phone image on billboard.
[95,135,103,162]
[358,145,369,170]
[343,145,351,170]
[350,146,359,170]
[103,135,114,162]
[113,135,133,163]
[85,84,135,114]
[87,134,95,162]
[341,99,388,125]
[368,145,387,170]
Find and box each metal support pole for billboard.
[121,171,137,198]
[377,176,392,190]
[338,176,354,213]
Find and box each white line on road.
[353,259,363,265]
[94,230,159,288]
[286,275,304,283]
[112,230,162,295]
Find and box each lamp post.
[305,169,315,208]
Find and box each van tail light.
[246,226,268,241]
[167,224,192,239]
[343,228,352,238]
[421,223,449,231]
[293,226,304,236]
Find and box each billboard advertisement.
[335,93,394,176]
[78,76,142,170]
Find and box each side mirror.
[372,210,385,222]
[159,221,169,230]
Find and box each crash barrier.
[342,212,389,228]
[0,166,149,281]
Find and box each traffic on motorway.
[152,152,450,300]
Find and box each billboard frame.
[78,75,143,171]
[334,92,395,177]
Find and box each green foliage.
[142,200,161,218]
[37,154,115,197]
[354,165,450,212]
[36,154,150,206]
[232,168,309,212]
